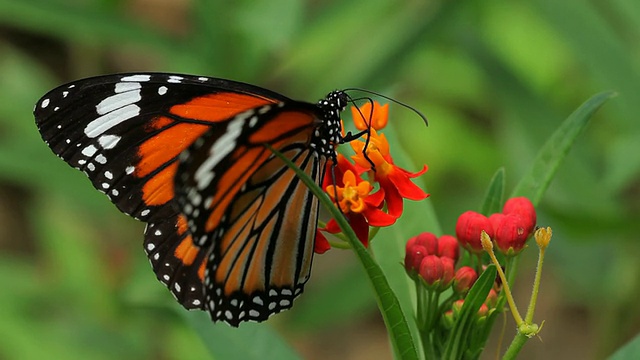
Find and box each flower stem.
[525,246,545,323]
[480,231,523,325]
[502,332,529,359]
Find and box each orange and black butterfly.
[34,73,349,326]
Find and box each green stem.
[525,247,545,323]
[502,332,529,360]
[421,288,437,359]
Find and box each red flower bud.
[404,245,428,276]
[503,197,536,235]
[477,303,489,317]
[490,213,530,256]
[453,266,478,294]
[437,235,460,263]
[442,310,455,329]
[452,299,465,317]
[440,257,456,289]
[455,211,494,253]
[485,289,498,308]
[419,255,444,286]
[406,232,438,256]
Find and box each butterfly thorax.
[311,90,347,158]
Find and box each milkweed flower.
[489,213,530,256]
[350,128,428,218]
[456,211,494,254]
[437,235,460,263]
[452,266,478,294]
[503,197,537,235]
[316,154,396,251]
[351,101,389,130]
[419,255,444,287]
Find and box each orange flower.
[351,101,389,131]
[316,154,396,252]
[350,129,428,217]
[325,170,372,214]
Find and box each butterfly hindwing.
[175,103,326,325]
[143,214,208,310]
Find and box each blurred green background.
[0,0,638,359]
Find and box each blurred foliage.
[0,0,638,359]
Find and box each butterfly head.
[312,90,349,158]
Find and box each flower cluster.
[316,101,429,253]
[404,233,458,289]
[403,196,538,351]
[456,197,537,256]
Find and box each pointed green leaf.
[511,91,615,204]
[481,167,506,216]
[443,265,497,360]
[609,333,640,360]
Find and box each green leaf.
[443,265,497,360]
[511,91,616,204]
[481,167,505,216]
[268,145,419,360]
[183,311,300,360]
[608,333,640,360]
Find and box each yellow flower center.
[326,170,372,213]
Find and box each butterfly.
[34,73,350,327]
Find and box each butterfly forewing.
[34,73,288,223]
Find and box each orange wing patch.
[141,162,178,206]
[170,93,276,122]
[174,236,200,266]
[136,121,210,178]
[204,147,270,232]
[249,111,316,143]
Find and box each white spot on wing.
[85,104,140,138]
[98,134,121,149]
[167,75,183,83]
[81,145,98,157]
[121,74,151,82]
[115,82,141,93]
[95,154,107,164]
[96,90,141,115]
[194,116,245,190]
[125,166,135,174]
[41,99,50,108]
[158,86,168,95]
[104,171,113,179]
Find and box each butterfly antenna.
[342,94,376,171]
[343,87,428,126]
